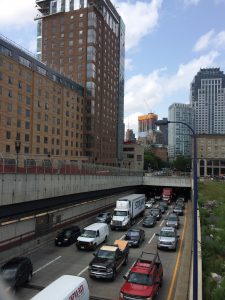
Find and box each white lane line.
[159,220,164,227]
[137,218,143,225]
[148,233,155,244]
[120,234,125,240]
[33,256,62,274]
[77,266,89,276]
[166,211,170,216]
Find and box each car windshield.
[128,272,152,286]
[174,206,181,210]
[80,230,96,238]
[127,231,139,237]
[151,209,159,213]
[144,217,153,221]
[160,230,175,237]
[113,211,127,216]
[97,213,106,218]
[97,250,115,260]
[0,268,17,280]
[168,216,177,221]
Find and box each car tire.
[111,269,116,281]
[160,274,163,287]
[27,272,32,282]
[123,255,128,266]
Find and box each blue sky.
[1,0,225,135]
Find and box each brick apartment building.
[35,0,125,165]
[0,36,86,165]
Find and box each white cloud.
[124,112,142,135]
[184,0,200,6]
[193,30,215,52]
[114,0,163,51]
[0,0,36,27]
[124,51,219,124]
[194,30,225,52]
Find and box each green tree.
[144,150,168,170]
[172,156,191,172]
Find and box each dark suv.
[124,229,145,247]
[0,257,33,293]
[55,226,81,246]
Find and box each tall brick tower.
[35,0,125,165]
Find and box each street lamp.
[15,136,21,173]
[155,119,198,300]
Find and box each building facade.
[168,103,193,160]
[0,35,86,164]
[122,142,144,171]
[190,68,225,134]
[125,129,136,143]
[35,0,125,165]
[138,113,158,144]
[197,134,225,177]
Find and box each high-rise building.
[168,103,193,160]
[125,129,136,143]
[190,68,225,134]
[138,113,158,144]
[35,0,125,165]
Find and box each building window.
[8,90,13,97]
[8,103,12,112]
[25,134,29,142]
[6,131,11,139]
[8,76,13,84]
[36,136,40,143]
[6,145,10,152]
[44,137,48,144]
[26,110,30,117]
[24,146,29,154]
[25,121,30,129]
[37,124,40,131]
[17,120,21,128]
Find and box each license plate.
[81,246,84,249]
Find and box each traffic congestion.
[0,191,188,300]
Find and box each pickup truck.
[119,252,163,300]
[89,240,129,280]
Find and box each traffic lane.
[16,221,144,300]
[74,208,178,299]
[16,206,183,300]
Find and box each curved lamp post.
[155,119,198,300]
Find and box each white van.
[76,223,109,250]
[30,275,89,300]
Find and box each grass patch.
[199,181,225,299]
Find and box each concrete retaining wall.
[0,174,143,205]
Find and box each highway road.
[14,202,188,300]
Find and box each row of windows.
[5,144,83,156]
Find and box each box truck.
[110,194,145,230]
[30,275,89,300]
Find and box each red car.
[119,252,163,300]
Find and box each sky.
[1,0,225,135]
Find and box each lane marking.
[137,218,143,225]
[77,266,89,276]
[33,256,61,274]
[148,233,155,244]
[159,220,164,227]
[120,234,125,240]
[166,214,187,300]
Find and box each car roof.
[3,257,30,267]
[61,226,80,231]
[84,223,108,230]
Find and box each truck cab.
[89,240,129,280]
[120,252,163,300]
